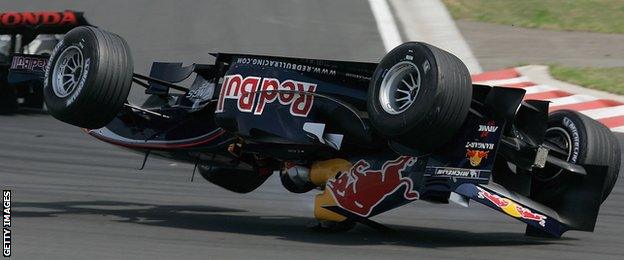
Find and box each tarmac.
[457,20,624,70]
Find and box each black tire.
[537,110,620,202]
[367,42,472,152]
[0,85,18,114]
[44,26,133,129]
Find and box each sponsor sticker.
[466,149,489,167]
[476,187,547,226]
[430,167,484,180]
[234,57,337,77]
[3,190,10,257]
[43,39,64,91]
[326,156,418,217]
[0,11,78,27]
[465,141,495,150]
[478,120,498,139]
[186,80,215,109]
[10,55,48,71]
[216,74,317,117]
[66,57,90,106]
[562,117,580,163]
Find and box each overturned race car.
[0,10,90,113]
[13,26,621,238]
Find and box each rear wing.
[7,53,47,84]
[0,10,90,35]
[0,11,91,47]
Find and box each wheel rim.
[379,61,421,115]
[52,46,84,98]
[536,126,573,182]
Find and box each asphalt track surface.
[457,20,624,70]
[1,1,623,259]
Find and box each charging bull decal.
[476,187,547,226]
[326,156,419,217]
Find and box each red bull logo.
[326,156,418,217]
[477,187,547,226]
[10,55,48,71]
[215,74,316,117]
[466,149,489,167]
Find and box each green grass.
[442,0,624,33]
[550,65,624,95]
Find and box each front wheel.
[367,42,472,152]
[535,110,620,202]
[44,26,133,129]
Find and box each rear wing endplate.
[7,53,48,83]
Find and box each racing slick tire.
[367,42,472,152]
[44,26,133,129]
[536,110,620,202]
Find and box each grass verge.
[549,65,624,95]
[442,0,624,34]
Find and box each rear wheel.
[536,110,620,202]
[367,42,472,152]
[44,26,133,129]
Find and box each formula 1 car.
[0,10,90,113]
[11,26,621,238]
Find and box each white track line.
[368,0,403,52]
[388,0,482,73]
[547,94,598,106]
[474,76,531,86]
[579,105,624,119]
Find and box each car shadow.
[13,200,572,248]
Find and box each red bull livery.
[10,26,620,240]
[477,187,547,226]
[327,156,418,217]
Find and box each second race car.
[0,10,90,113]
